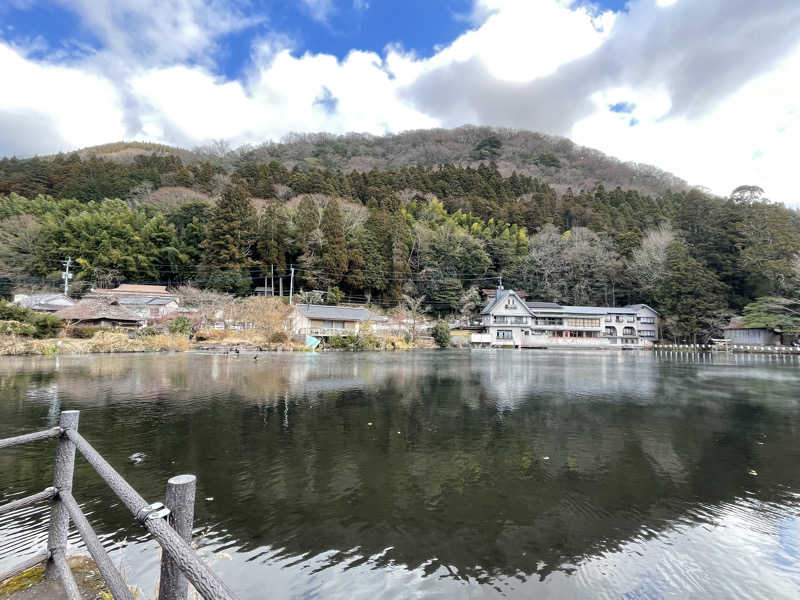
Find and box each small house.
[291,304,381,338]
[92,285,179,322]
[13,293,75,313]
[723,317,782,346]
[55,298,143,329]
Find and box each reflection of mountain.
[2,351,800,587]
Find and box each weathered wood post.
[45,410,80,580]
[158,474,197,600]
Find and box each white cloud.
[57,0,258,66]
[0,43,126,155]
[1,0,799,205]
[300,0,335,24]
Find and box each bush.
[0,302,64,338]
[31,314,64,338]
[67,326,103,339]
[194,329,225,342]
[0,320,37,336]
[328,332,381,351]
[136,326,159,337]
[432,320,451,348]
[270,330,289,344]
[167,316,192,335]
[325,286,344,305]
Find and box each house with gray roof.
[91,285,179,322]
[474,287,660,349]
[13,293,75,313]
[291,304,385,338]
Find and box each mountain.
[69,126,689,199]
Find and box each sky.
[1,0,799,204]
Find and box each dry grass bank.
[0,332,189,356]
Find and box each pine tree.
[320,199,348,287]
[202,183,255,269]
[656,242,729,343]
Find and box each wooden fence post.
[45,410,80,580]
[158,474,197,600]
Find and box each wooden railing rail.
[0,410,238,600]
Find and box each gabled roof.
[55,298,142,323]
[623,303,662,316]
[297,304,377,322]
[480,289,534,316]
[724,316,776,331]
[526,301,563,310]
[116,296,176,305]
[15,294,74,311]
[95,284,176,298]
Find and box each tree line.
[1,149,799,341]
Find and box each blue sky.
[1,0,629,77]
[1,0,799,204]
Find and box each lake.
[2,350,800,599]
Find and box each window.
[505,297,516,308]
[535,317,563,326]
[623,326,635,336]
[639,317,655,324]
[497,330,513,339]
[323,320,346,329]
[566,318,601,328]
[495,315,528,324]
[626,317,635,323]
[639,329,656,338]
[604,326,616,337]
[615,316,624,323]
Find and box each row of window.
[566,318,601,328]
[494,316,529,324]
[605,327,637,336]
[500,328,656,339]
[495,314,655,327]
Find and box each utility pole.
[289,265,295,305]
[270,264,274,297]
[279,275,283,298]
[61,257,73,296]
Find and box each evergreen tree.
[201,183,255,269]
[656,242,729,343]
[320,199,348,287]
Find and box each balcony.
[301,327,357,338]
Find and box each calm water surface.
[1,350,800,599]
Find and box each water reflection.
[2,351,800,599]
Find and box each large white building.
[472,288,660,349]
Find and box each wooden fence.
[0,411,237,600]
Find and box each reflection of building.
[473,287,660,348]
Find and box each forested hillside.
[1,130,798,342]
